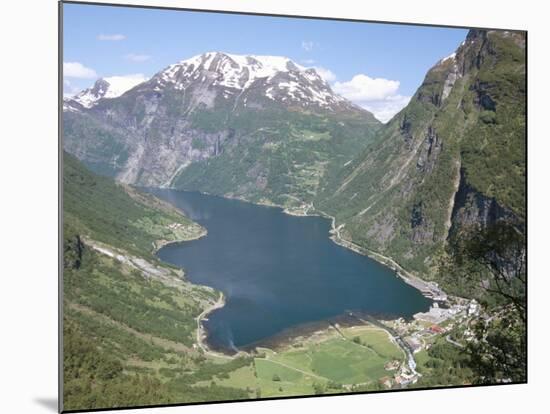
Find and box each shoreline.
[151,223,237,359]
[152,226,208,255]
[240,311,403,353]
[153,187,446,303]
[328,231,447,302]
[151,189,447,363]
[284,204,448,302]
[194,292,238,359]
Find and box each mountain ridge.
[66,75,148,108]
[64,52,364,114]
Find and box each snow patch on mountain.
[440,52,457,63]
[102,75,148,98]
[162,52,306,87]
[154,52,347,110]
[63,97,82,113]
[69,74,148,108]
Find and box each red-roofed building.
[429,325,445,334]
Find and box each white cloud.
[97,33,126,41]
[358,95,412,123]
[333,74,400,101]
[105,73,148,83]
[102,74,149,97]
[301,40,314,52]
[332,74,410,122]
[312,67,336,82]
[124,53,151,62]
[63,62,97,79]
[63,79,80,97]
[301,58,316,65]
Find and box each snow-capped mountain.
[63,51,380,191]
[148,52,352,111]
[67,75,148,109]
[63,53,358,113]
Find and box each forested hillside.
[316,30,526,294]
[63,153,251,410]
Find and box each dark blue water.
[148,189,432,351]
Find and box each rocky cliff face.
[317,29,526,276]
[449,168,518,238]
[63,52,380,205]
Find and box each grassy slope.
[63,153,250,410]
[209,324,405,398]
[63,151,205,259]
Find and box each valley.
[62,27,526,410]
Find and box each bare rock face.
[449,168,516,236]
[410,202,435,244]
[416,127,441,174]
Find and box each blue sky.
[63,3,468,122]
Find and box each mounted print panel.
[60,1,526,411]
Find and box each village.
[376,296,482,389]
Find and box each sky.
[63,3,468,122]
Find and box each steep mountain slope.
[63,52,380,207]
[317,29,526,279]
[63,151,206,258]
[172,103,379,208]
